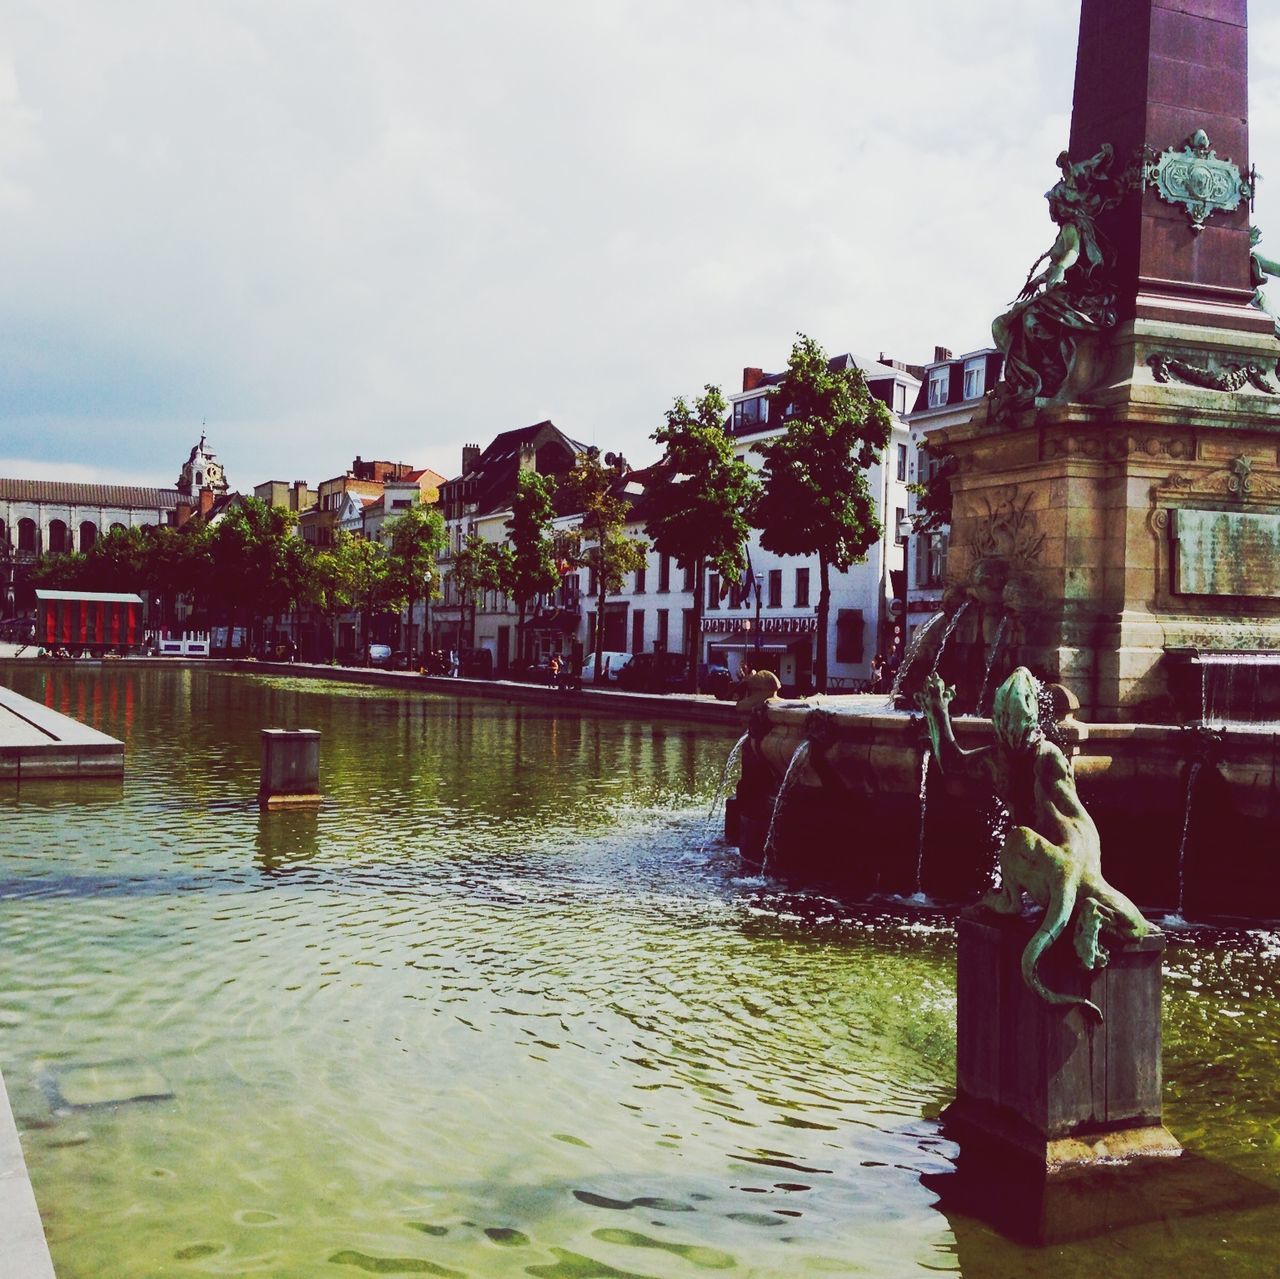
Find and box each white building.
[716,353,921,690]
[903,346,1003,642]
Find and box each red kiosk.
[34,590,144,655]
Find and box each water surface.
[0,666,1277,1278]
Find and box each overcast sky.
[3,2,1280,492]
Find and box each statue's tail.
[1020,882,1103,1022]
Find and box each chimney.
[462,443,481,473]
[934,346,952,363]
[742,367,764,392]
[199,488,215,518]
[175,498,193,528]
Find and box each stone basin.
[732,695,1280,919]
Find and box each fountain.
[728,0,1280,922]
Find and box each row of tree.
[31,334,893,689]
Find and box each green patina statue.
[916,667,1156,1020]
[991,145,1125,422]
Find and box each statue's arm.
[915,674,981,774]
[1016,224,1081,301]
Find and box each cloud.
[2,2,1267,493]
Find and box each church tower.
[177,432,230,498]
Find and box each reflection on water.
[0,666,1277,1278]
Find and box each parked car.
[617,651,689,693]
[700,662,733,700]
[367,643,392,667]
[581,651,630,684]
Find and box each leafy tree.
[561,447,647,682]
[451,532,511,649]
[750,334,893,692]
[909,440,956,534]
[29,550,90,590]
[504,470,559,668]
[639,385,757,693]
[384,501,446,661]
[205,497,298,648]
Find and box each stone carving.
[991,145,1126,421]
[915,668,1156,1020]
[1148,352,1279,395]
[1151,458,1280,504]
[1138,129,1253,235]
[1043,432,1192,462]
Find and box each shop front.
[701,614,817,695]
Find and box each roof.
[396,468,447,486]
[736,353,919,402]
[449,421,587,517]
[0,478,183,509]
[35,590,145,604]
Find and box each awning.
[706,628,809,650]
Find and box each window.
[963,357,986,400]
[47,520,68,554]
[588,565,598,597]
[768,569,782,609]
[706,573,720,610]
[634,561,646,593]
[896,443,908,483]
[928,368,949,408]
[658,554,670,593]
[631,609,645,654]
[656,608,669,651]
[681,561,694,592]
[732,396,769,433]
[919,532,948,588]
[795,568,810,608]
[893,383,907,415]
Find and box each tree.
[639,385,757,693]
[561,448,647,682]
[451,532,510,649]
[750,334,894,692]
[504,470,559,669]
[384,501,446,662]
[205,497,298,649]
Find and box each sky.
[3,2,1280,492]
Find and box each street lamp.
[422,569,433,670]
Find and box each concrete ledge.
[0,685,123,781]
[0,1069,55,1279]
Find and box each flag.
[742,545,757,596]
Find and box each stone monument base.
[944,908,1180,1168]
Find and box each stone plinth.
[945,908,1179,1167]
[259,728,321,808]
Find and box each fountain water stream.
[976,613,1010,714]
[760,739,811,874]
[700,732,748,852]
[910,750,931,902]
[1173,760,1202,921]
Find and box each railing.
[144,629,212,657]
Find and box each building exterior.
[434,422,583,673]
[716,352,921,689]
[254,479,316,514]
[903,346,1003,641]
[298,457,413,548]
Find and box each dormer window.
[928,369,949,408]
[963,357,986,400]
[732,396,769,433]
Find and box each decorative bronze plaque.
[1172,508,1280,596]
[1142,129,1252,235]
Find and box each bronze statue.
[992,145,1124,421]
[916,667,1156,1019]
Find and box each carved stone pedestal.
[944,908,1179,1167]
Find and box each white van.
[581,651,630,684]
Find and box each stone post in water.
[259,728,322,808]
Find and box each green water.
[0,666,1277,1278]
